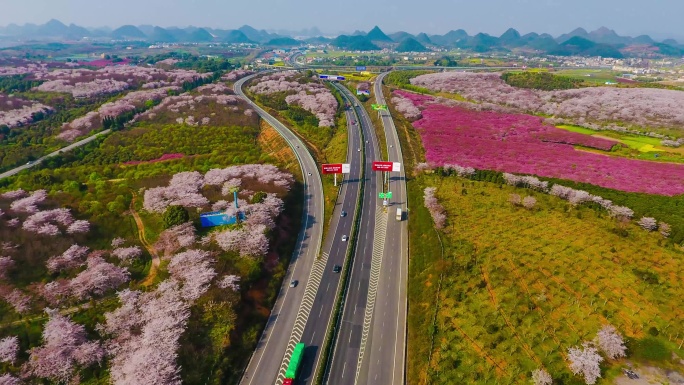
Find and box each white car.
[341,235,348,242]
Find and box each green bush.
[631,336,670,361]
[163,205,189,228]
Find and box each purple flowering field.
[396,90,684,196]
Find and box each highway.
[295,99,364,385]
[0,128,111,180]
[359,72,409,385]
[234,75,362,385]
[235,74,324,385]
[326,84,386,385]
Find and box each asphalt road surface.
[295,98,364,385]
[235,74,325,385]
[326,84,385,385]
[358,71,409,385]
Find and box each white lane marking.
[354,208,388,383]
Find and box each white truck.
[396,208,402,221]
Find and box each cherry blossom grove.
[143,164,293,257]
[249,71,338,127]
[144,165,293,213]
[94,244,220,383]
[58,86,179,142]
[133,88,247,127]
[24,309,104,383]
[0,94,54,128]
[222,69,254,81]
[8,189,47,213]
[30,65,211,97]
[167,250,217,301]
[396,90,684,196]
[410,71,684,130]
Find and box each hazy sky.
[2,0,684,39]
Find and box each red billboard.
[372,161,401,172]
[322,164,343,174]
[322,164,350,174]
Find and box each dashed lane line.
[354,208,388,383]
[274,251,330,385]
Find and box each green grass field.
[555,124,684,164]
[407,174,684,385]
[554,69,620,84]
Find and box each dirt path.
[129,192,160,286]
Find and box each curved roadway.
[235,74,324,385]
[235,74,364,385]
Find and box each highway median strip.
[316,93,366,385]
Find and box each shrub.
[163,205,189,229]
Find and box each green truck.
[283,342,305,384]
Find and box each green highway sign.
[378,191,393,199]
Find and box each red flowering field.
[396,90,684,196]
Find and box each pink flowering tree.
[167,250,216,301]
[531,368,552,385]
[637,217,658,231]
[217,275,240,291]
[111,246,143,263]
[2,289,31,314]
[0,336,19,364]
[24,309,104,383]
[214,225,269,258]
[111,237,126,248]
[0,373,21,385]
[66,220,90,234]
[155,222,196,256]
[143,171,208,213]
[567,342,603,384]
[0,189,27,200]
[594,325,626,359]
[40,280,72,306]
[99,282,191,385]
[522,196,537,209]
[0,256,14,280]
[69,257,130,300]
[423,187,446,229]
[9,189,47,213]
[47,244,90,273]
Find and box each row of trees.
[501,71,583,91]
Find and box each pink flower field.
[396,90,684,196]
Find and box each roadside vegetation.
[244,69,349,234]
[0,74,302,384]
[381,75,684,385]
[409,172,684,385]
